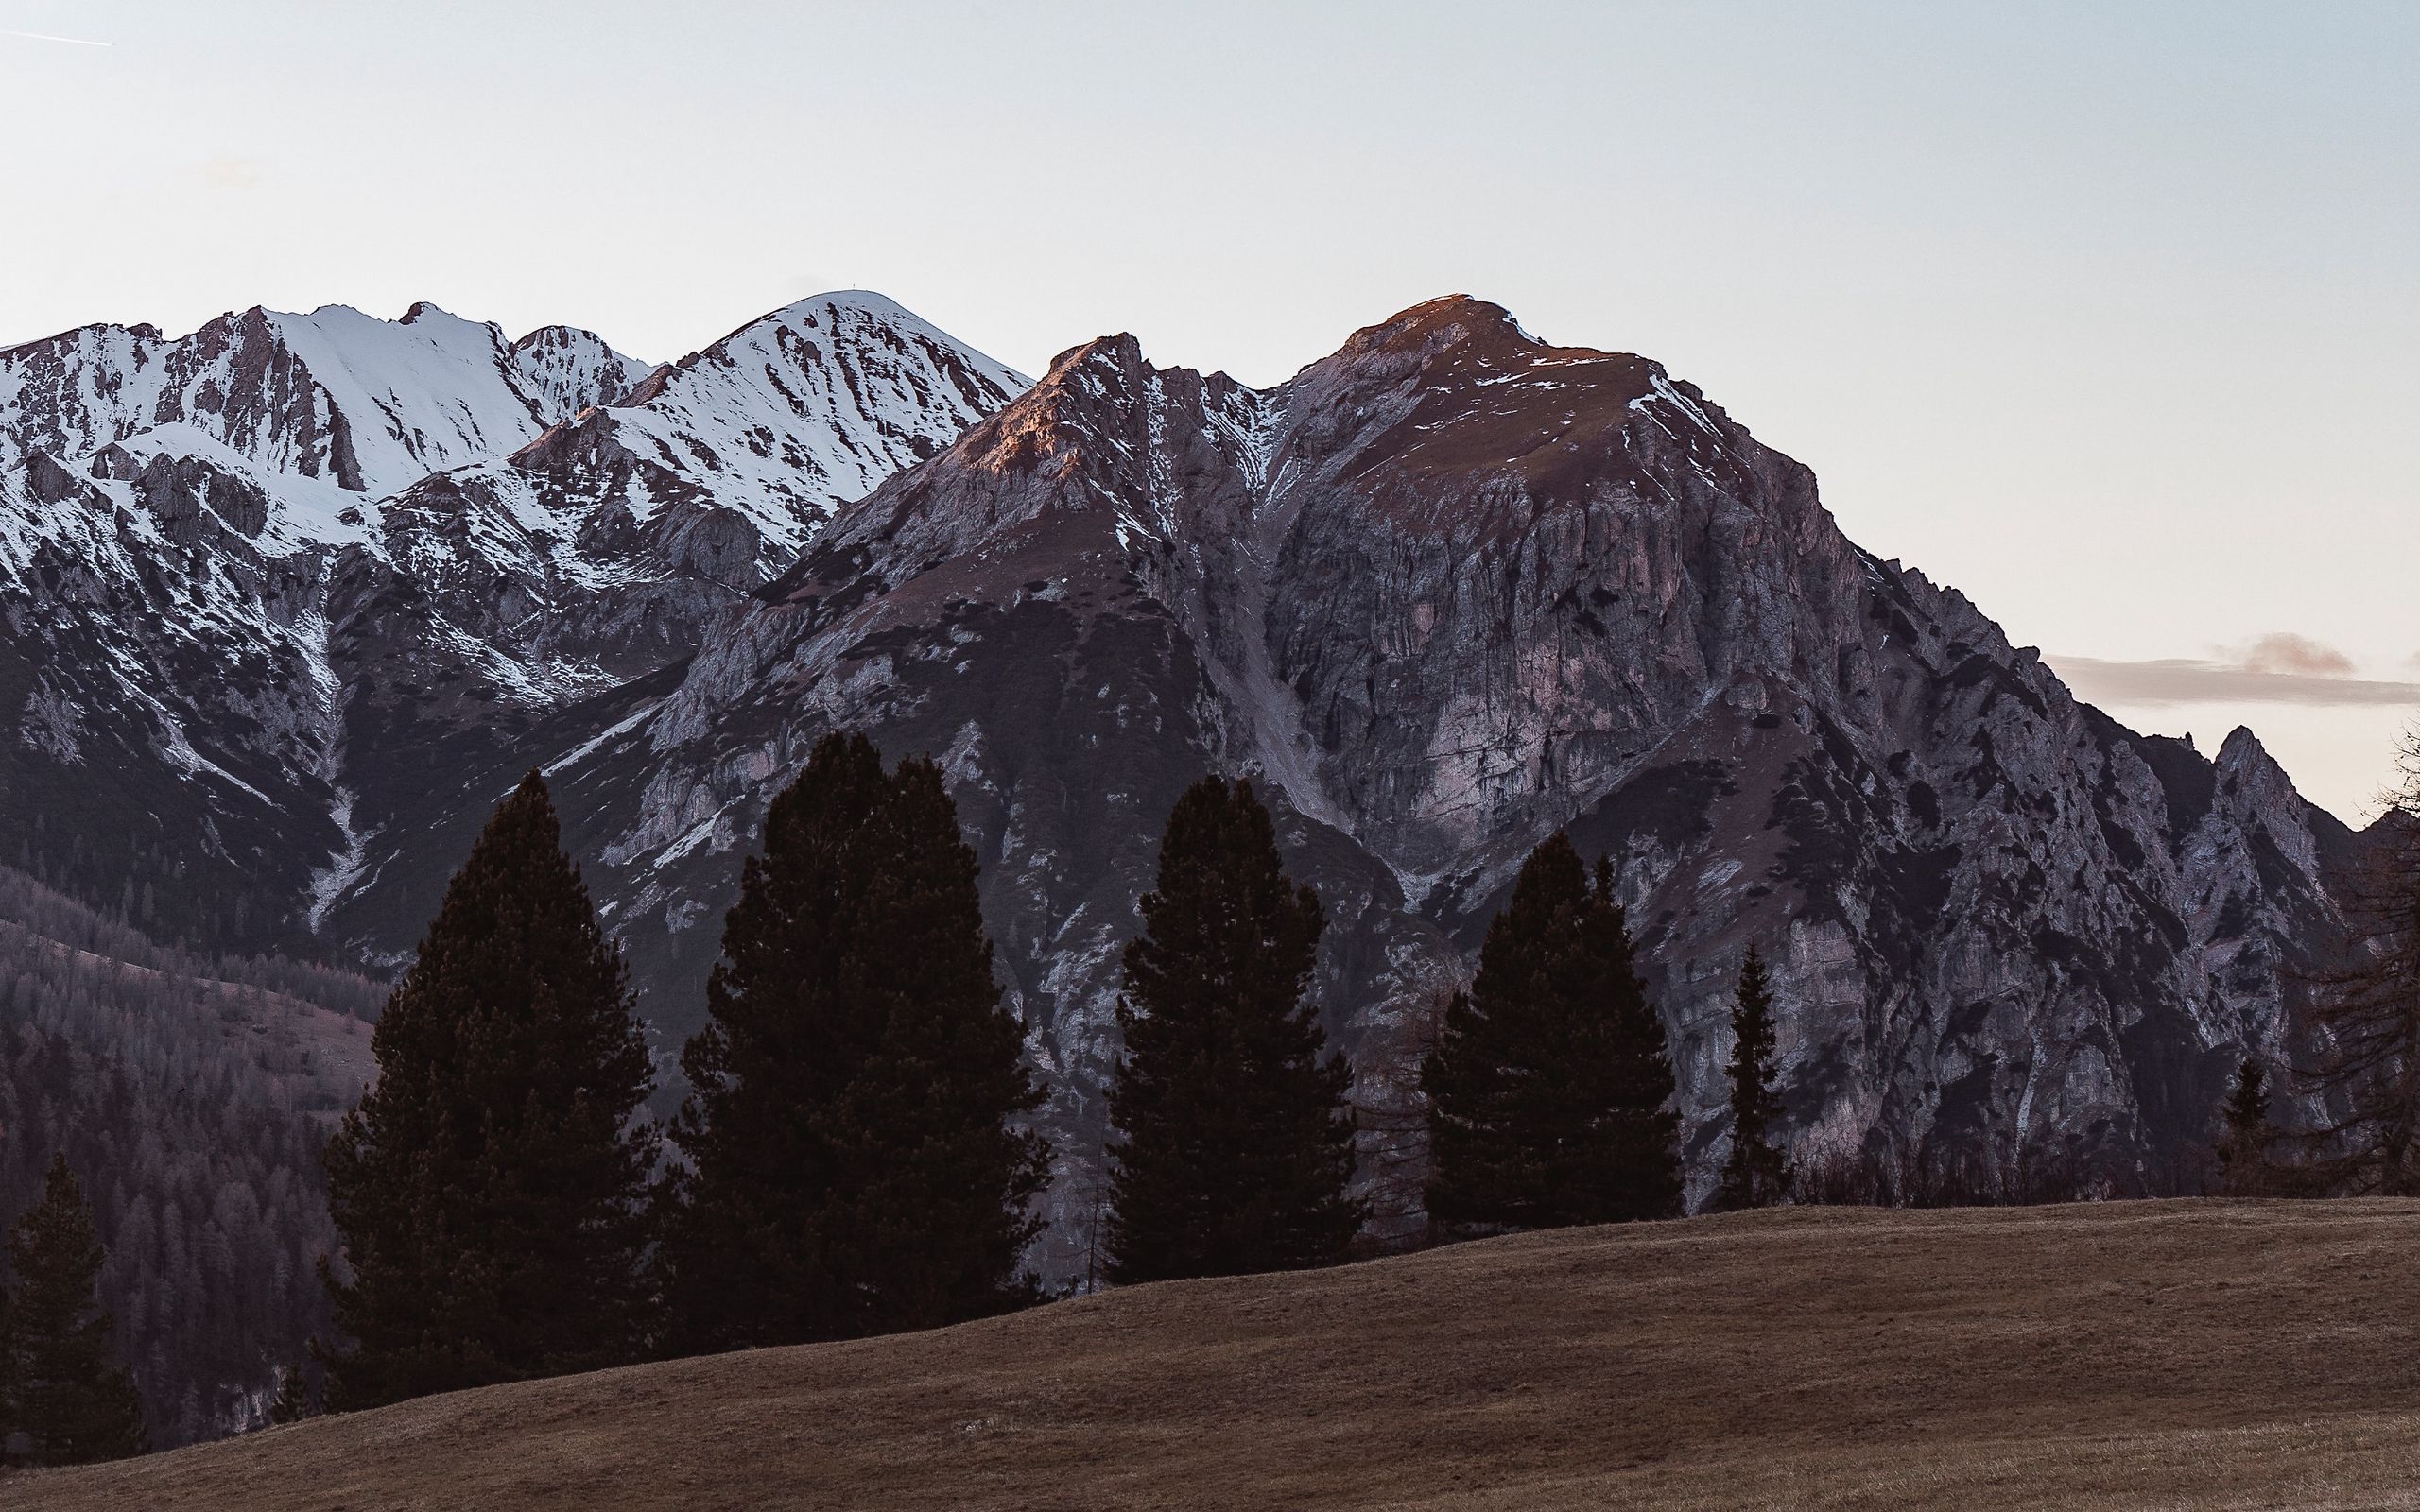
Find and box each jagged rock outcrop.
[0,293,1024,953]
[527,297,2354,1270]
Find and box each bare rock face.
[529,297,2351,1272]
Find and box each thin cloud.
[0,27,112,46]
[2237,631,2353,677]
[2051,648,2420,709]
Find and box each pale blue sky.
[5,1,2414,817]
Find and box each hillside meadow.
[10,1198,2419,1510]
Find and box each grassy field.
[11,1199,2420,1510]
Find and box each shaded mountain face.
[527,298,2352,1268]
[0,293,1024,955]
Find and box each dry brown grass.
[12,1199,2420,1510]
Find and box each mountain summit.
[0,293,1024,949]
[0,292,2357,1275]
[485,298,2353,1270]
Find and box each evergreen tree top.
[1737,945,1772,992]
[366,769,648,1119]
[397,772,613,1004]
[2226,1058,2271,1132]
[1461,833,1650,1060]
[683,732,1017,1121]
[1122,775,1325,1023]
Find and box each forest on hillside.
[0,867,383,1444]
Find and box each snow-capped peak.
[263,302,568,496]
[510,323,653,428]
[0,284,1022,617]
[572,290,1029,556]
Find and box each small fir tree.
[320,772,658,1411]
[1424,835,1681,1232]
[1105,776,1362,1283]
[266,1362,315,1426]
[3,1154,147,1466]
[2220,1057,2275,1196]
[1716,948,1791,1211]
[660,733,1051,1352]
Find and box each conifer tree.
[660,733,1050,1352]
[1424,835,1681,1233]
[1716,948,1791,1211]
[266,1362,315,1426]
[2220,1057,2275,1197]
[1105,776,1362,1283]
[3,1154,146,1466]
[319,772,657,1411]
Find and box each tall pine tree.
[1105,776,1362,1283]
[320,772,657,1411]
[2220,1057,2275,1197]
[660,733,1050,1352]
[1424,835,1680,1233]
[1715,948,1790,1211]
[3,1154,146,1466]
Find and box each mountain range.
[1,287,2361,1278]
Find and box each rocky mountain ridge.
[1,287,2361,1279]
[0,291,1025,955]
[501,296,2355,1269]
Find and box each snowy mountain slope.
[509,298,2357,1273]
[507,323,656,431]
[256,302,599,493]
[0,293,1023,954]
[308,295,1030,954]
[343,291,1032,671]
[594,291,1030,558]
[0,427,349,944]
[0,302,639,513]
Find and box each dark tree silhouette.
[1106,776,1361,1283]
[2220,1058,2276,1197]
[4,1154,146,1465]
[266,1361,316,1426]
[660,733,1049,1351]
[1424,835,1680,1233]
[1716,948,1791,1211]
[320,772,658,1410]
